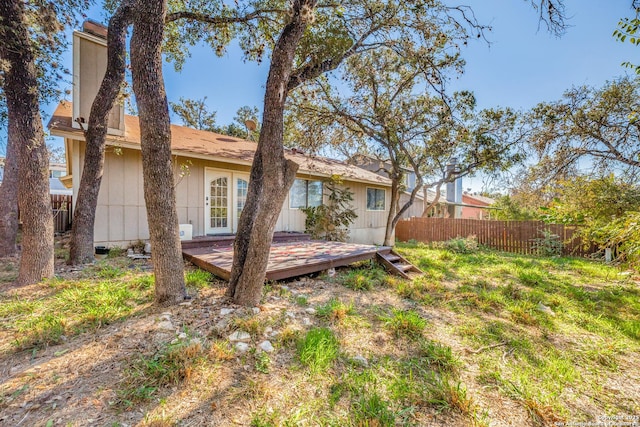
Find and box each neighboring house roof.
[462,192,495,206]
[50,178,73,195]
[425,189,448,204]
[49,102,391,187]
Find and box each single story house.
[47,22,391,248]
[49,102,392,247]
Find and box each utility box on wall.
[179,224,193,241]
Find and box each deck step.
[376,249,424,279]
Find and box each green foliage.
[592,211,640,267]
[419,340,460,373]
[302,175,357,242]
[614,11,640,74]
[530,229,563,257]
[537,176,640,265]
[382,308,427,338]
[352,393,396,427]
[491,195,537,220]
[2,276,153,349]
[296,327,339,373]
[254,351,271,374]
[435,235,479,254]
[339,265,388,291]
[184,269,214,289]
[170,97,260,139]
[316,298,355,322]
[528,77,640,177]
[170,96,218,131]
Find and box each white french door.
[234,174,250,232]
[205,170,232,234]
[205,169,250,235]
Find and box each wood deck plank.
[183,241,392,281]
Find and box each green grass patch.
[338,265,388,291]
[117,337,205,406]
[419,339,460,373]
[184,269,213,289]
[381,308,426,338]
[1,274,154,349]
[316,298,355,323]
[296,327,339,373]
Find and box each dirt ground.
[0,251,638,427]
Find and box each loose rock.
[259,340,275,353]
[235,342,250,353]
[537,302,556,316]
[220,308,234,316]
[229,331,251,342]
[353,355,369,367]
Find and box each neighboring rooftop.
[48,102,391,186]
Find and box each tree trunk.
[383,178,400,246]
[227,0,316,306]
[0,122,19,257]
[0,0,54,284]
[422,182,444,217]
[130,0,186,305]
[68,3,133,265]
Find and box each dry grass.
[0,244,639,426]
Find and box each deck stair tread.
[376,249,423,279]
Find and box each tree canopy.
[527,76,640,185]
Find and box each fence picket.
[395,217,595,257]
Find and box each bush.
[435,236,479,254]
[531,229,563,257]
[302,175,357,242]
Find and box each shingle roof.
[48,101,391,186]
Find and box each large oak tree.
[0,0,57,283]
[68,1,133,265]
[130,0,188,304]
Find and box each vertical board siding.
[395,217,596,256]
[51,194,73,233]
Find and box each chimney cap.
[83,20,107,39]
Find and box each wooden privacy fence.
[51,194,72,233]
[395,217,597,257]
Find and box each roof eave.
[50,127,391,187]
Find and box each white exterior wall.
[73,142,389,247]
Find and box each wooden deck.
[182,240,392,281]
[181,231,311,249]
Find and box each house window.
[367,187,386,211]
[290,179,323,209]
[237,178,248,218]
[403,173,416,191]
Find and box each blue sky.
[45,0,635,124]
[16,1,640,190]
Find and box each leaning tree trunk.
[383,177,401,246]
[0,121,19,257]
[422,182,443,217]
[69,3,133,265]
[227,0,316,306]
[130,0,186,305]
[0,0,54,284]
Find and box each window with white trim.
[290,179,323,209]
[366,187,385,211]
